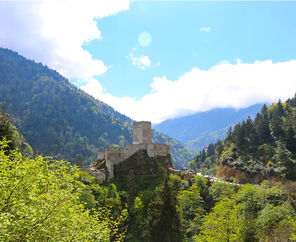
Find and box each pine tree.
[200,149,206,162]
[270,112,285,141]
[254,108,273,145]
[232,122,246,153]
[286,127,296,154]
[227,126,233,142]
[277,99,285,116]
[127,169,136,213]
[148,178,183,242]
[207,143,215,156]
[245,116,258,153]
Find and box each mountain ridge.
[153,104,264,152]
[0,47,193,168]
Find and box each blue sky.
[80,1,296,99]
[1,0,296,123]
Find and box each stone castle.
[86,121,171,182]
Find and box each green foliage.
[90,183,123,217]
[194,96,296,180]
[0,47,193,168]
[77,170,296,241]
[0,109,33,156]
[127,196,147,241]
[194,181,296,242]
[0,140,124,241]
[152,130,194,169]
[209,182,237,202]
[153,104,263,153]
[0,48,132,164]
[127,170,136,212]
[147,178,184,242]
[256,203,295,241]
[189,142,221,175]
[195,198,244,242]
[178,185,205,239]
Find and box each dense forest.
[189,96,296,182]
[2,113,296,241]
[0,48,193,168]
[2,47,296,241]
[188,141,223,176]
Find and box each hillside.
[153,104,263,152]
[0,48,193,167]
[0,109,32,156]
[190,96,296,183]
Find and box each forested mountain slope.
[0,48,193,167]
[153,104,263,152]
[190,96,296,182]
[0,109,32,156]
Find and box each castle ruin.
[94,121,171,180]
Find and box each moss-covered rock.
[113,149,172,191]
[114,149,171,177]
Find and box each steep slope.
[190,96,296,183]
[0,48,193,167]
[153,104,264,152]
[0,109,32,156]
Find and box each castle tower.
[132,121,152,144]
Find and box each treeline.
[0,110,32,156]
[0,112,125,240]
[84,168,296,241]
[0,48,132,163]
[152,131,194,169]
[189,95,296,181]
[1,115,296,241]
[188,141,222,175]
[0,48,193,168]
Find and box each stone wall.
[132,121,152,144]
[147,144,170,157]
[97,150,105,160]
[105,146,125,178]
[95,121,172,179]
[105,143,171,178]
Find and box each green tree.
[235,185,262,242]
[194,175,213,211]
[270,110,285,141]
[127,169,136,212]
[254,110,273,145]
[210,182,237,202]
[147,178,184,242]
[256,203,295,241]
[127,196,148,242]
[0,140,125,241]
[178,185,205,239]
[286,126,296,154]
[0,109,32,156]
[75,153,83,168]
[195,199,244,242]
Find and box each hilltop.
[0,47,193,168]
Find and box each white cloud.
[200,27,211,32]
[0,0,130,78]
[80,60,296,124]
[128,52,151,69]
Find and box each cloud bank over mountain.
[81,59,296,123]
[1,1,296,124]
